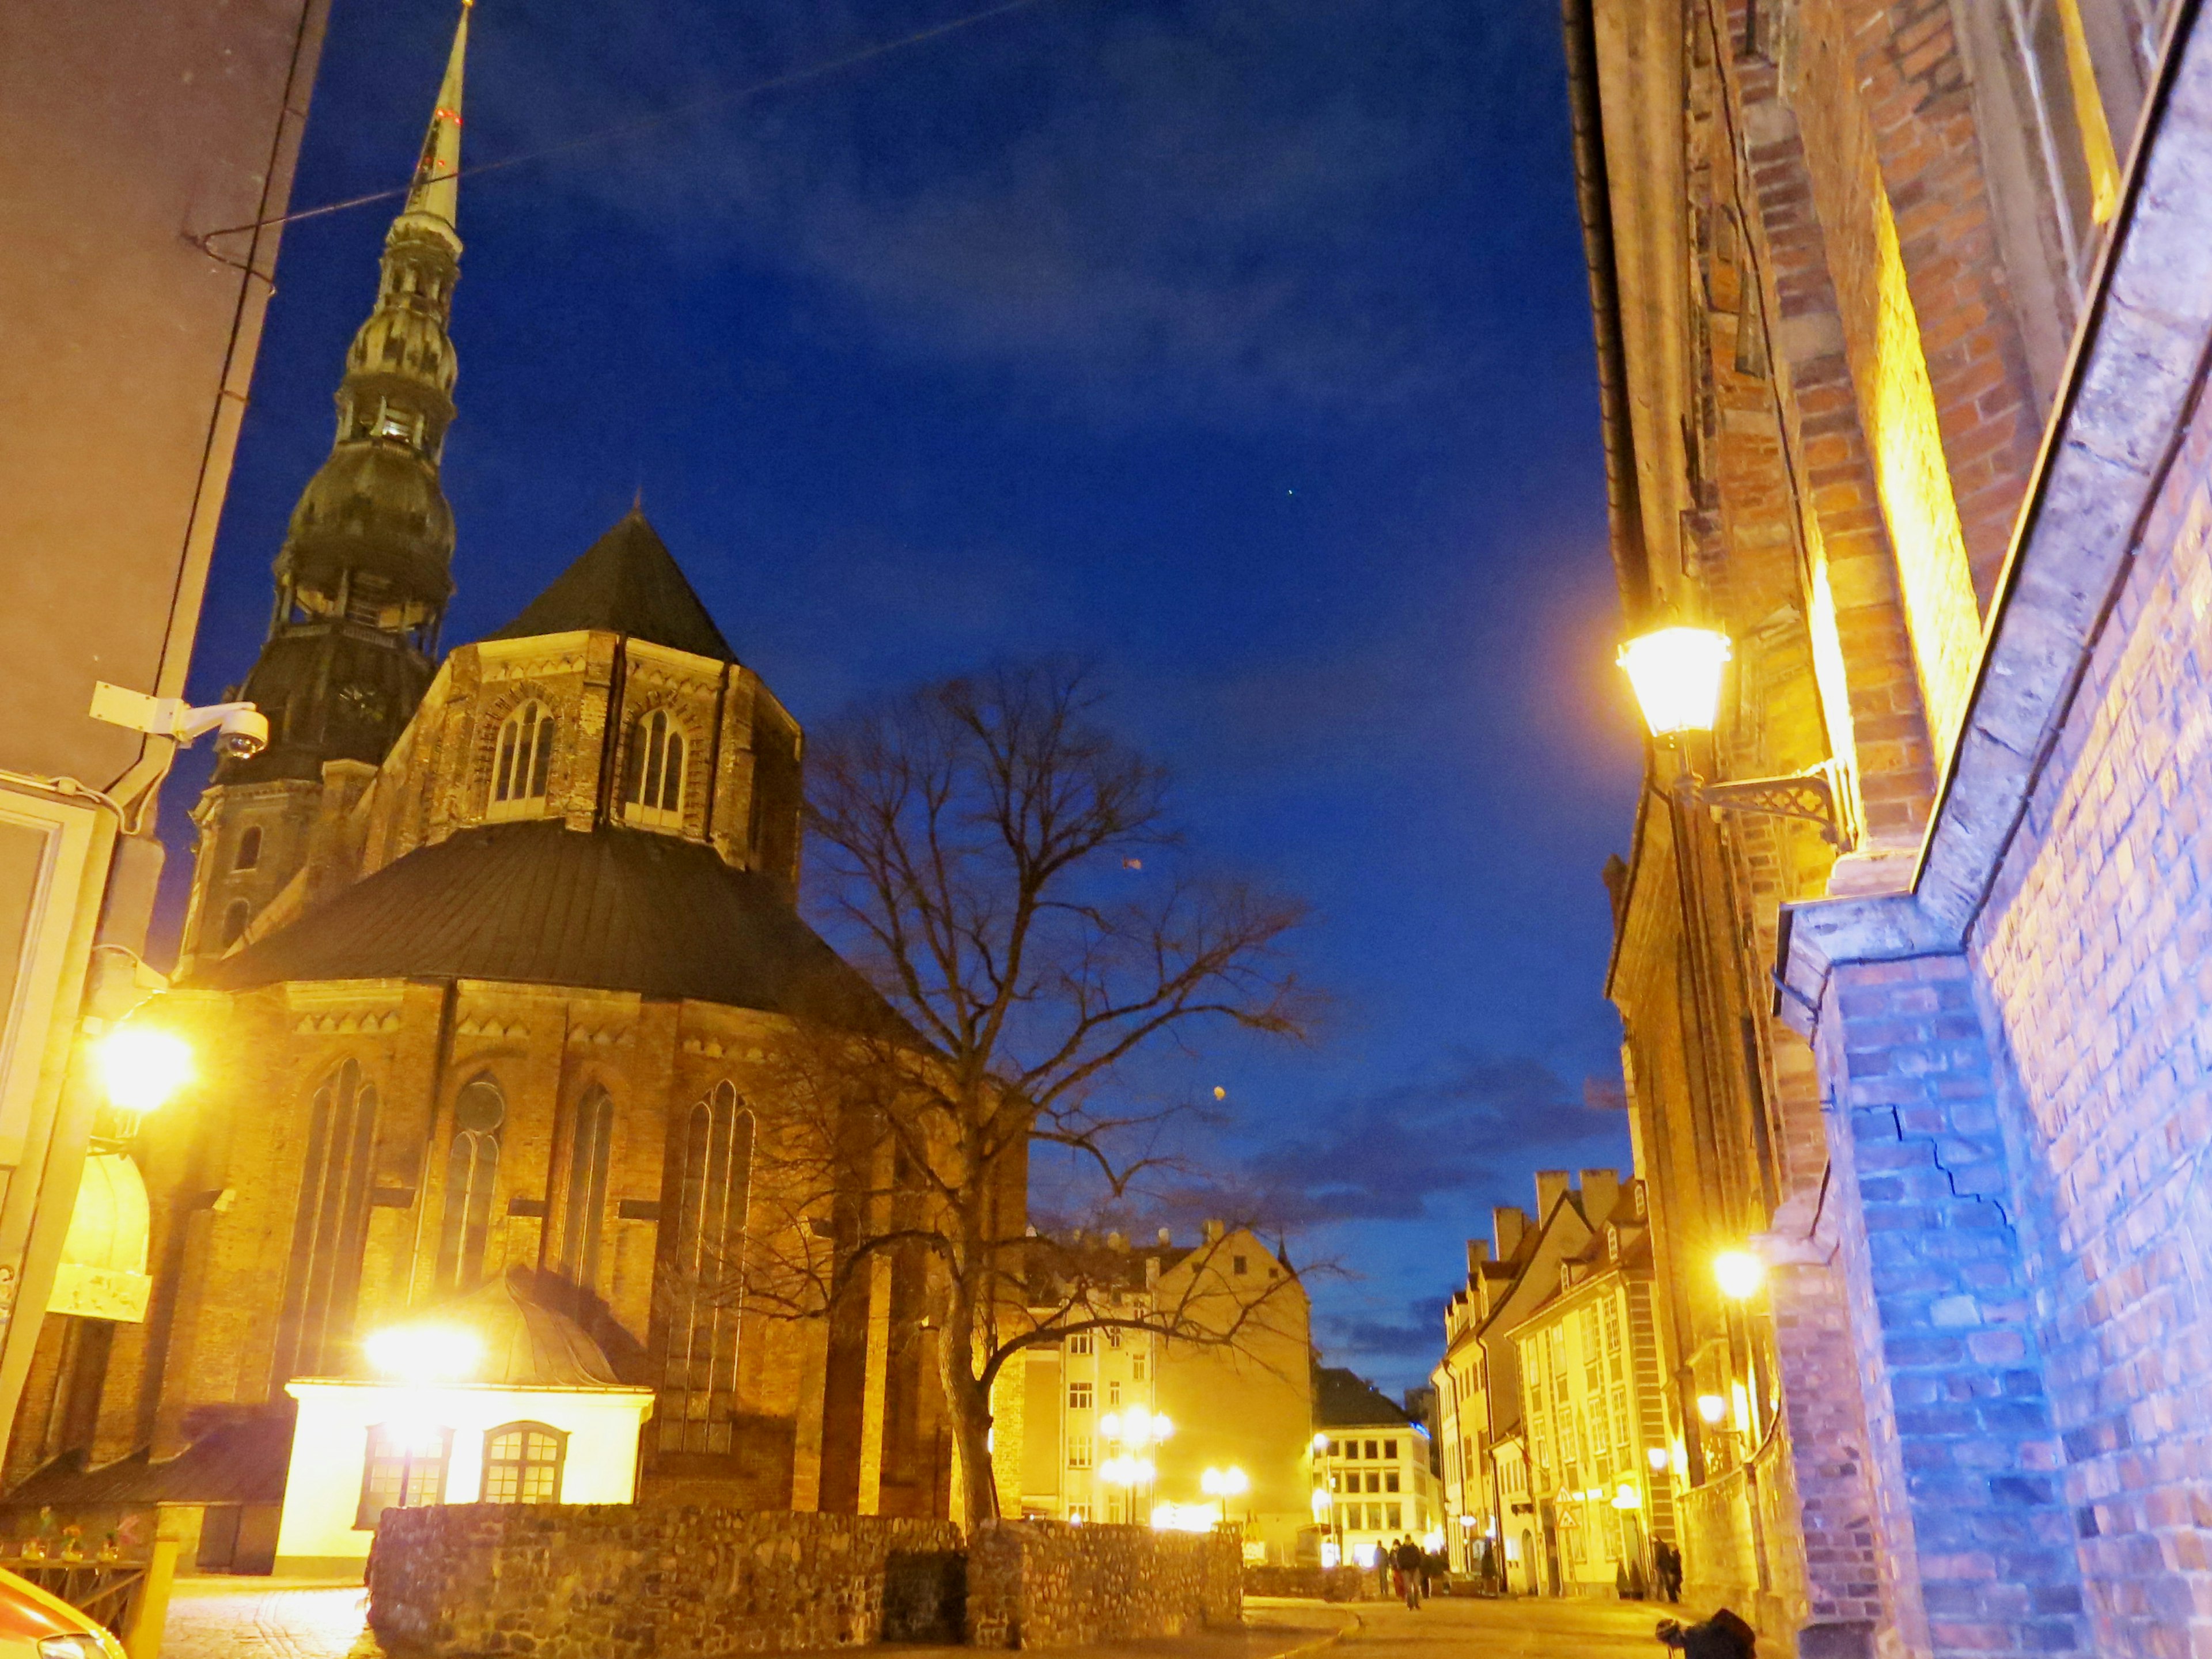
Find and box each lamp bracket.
[1685,760,1855,849]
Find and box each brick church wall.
[1965,391,2212,1654]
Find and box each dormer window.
[622,709,686,830]
[488,700,553,820]
[377,408,414,442]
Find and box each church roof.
[190,819,896,1030]
[487,510,738,661]
[386,1270,623,1388]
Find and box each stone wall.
[367,1505,963,1657]
[965,1520,1240,1649]
[1242,1563,1378,1601]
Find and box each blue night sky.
[162,0,1643,1396]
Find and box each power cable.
[190,0,1058,252]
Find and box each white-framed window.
[357,1425,450,1529]
[1105,1327,1122,1350]
[488,700,554,818]
[1069,1382,1093,1410]
[1107,1380,1122,1407]
[482,1422,567,1504]
[1131,1354,1145,1381]
[1068,1435,1093,1469]
[1066,1332,1093,1355]
[622,708,687,830]
[1066,1505,1089,1523]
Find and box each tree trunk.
[939,1290,999,1525]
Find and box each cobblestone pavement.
[1252,1593,1682,1659]
[151,1580,1670,1659]
[158,1577,374,1659]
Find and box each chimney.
[1203,1219,1224,1243]
[1157,1227,1173,1247]
[1466,1239,1491,1279]
[1579,1169,1621,1221]
[1535,1169,1571,1217]
[1492,1207,1528,1260]
[1108,1232,1127,1251]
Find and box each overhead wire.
[190,0,1058,252]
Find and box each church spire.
[405,1,469,232]
[209,5,474,794]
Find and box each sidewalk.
[152,1577,1351,1659]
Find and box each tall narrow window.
[275,1060,379,1380]
[622,710,687,828]
[355,1425,452,1529]
[435,1075,504,1291]
[488,701,554,818]
[233,827,262,871]
[482,1422,567,1503]
[660,1082,752,1454]
[220,899,251,949]
[559,1086,614,1293]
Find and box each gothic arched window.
[660,1082,753,1454]
[435,1074,504,1291]
[488,701,554,819]
[234,826,263,871]
[622,709,687,829]
[482,1421,567,1504]
[275,1059,379,1381]
[559,1086,614,1293]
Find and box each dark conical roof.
[188,820,900,1033]
[490,510,737,661]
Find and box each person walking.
[1392,1536,1422,1609]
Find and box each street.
[149,1582,1680,1659]
[1239,1597,1670,1659]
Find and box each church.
[1,7,961,1572]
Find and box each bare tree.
[708,661,1310,1523]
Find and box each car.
[0,1568,126,1659]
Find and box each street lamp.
[96,1025,191,1118]
[1714,1249,1766,1300]
[1695,1393,1727,1425]
[365,1324,480,1386]
[1646,1445,1670,1474]
[1618,623,1854,847]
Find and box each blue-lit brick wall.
[1816,953,2088,1659]
[1969,400,2212,1656]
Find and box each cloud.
[1237,1051,1625,1226]
[1322,1294,1452,1361]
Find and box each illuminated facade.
[1313,1369,1437,1567]
[1006,1225,1313,1563]
[1569,0,2212,1643]
[0,12,963,1569]
[0,0,326,1474]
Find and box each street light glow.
[1619,626,1732,737]
[1612,1483,1641,1511]
[1200,1466,1248,1497]
[1647,1445,1670,1472]
[97,1025,192,1115]
[1696,1393,1726,1424]
[1714,1249,1766,1298]
[1311,1432,1330,1454]
[364,1323,480,1385]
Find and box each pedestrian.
[1654,1539,1684,1603]
[1392,1536,1422,1609]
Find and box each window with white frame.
[622,708,687,829]
[1068,1434,1093,1469]
[1066,1332,1093,1355]
[482,1422,567,1504]
[488,700,554,819]
[1069,1381,1093,1410]
[357,1425,451,1529]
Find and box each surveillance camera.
[90,683,270,759]
[214,708,270,760]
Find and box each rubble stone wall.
[366,1505,963,1658]
[965,1520,1241,1649]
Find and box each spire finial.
[632,484,645,514]
[405,2,471,231]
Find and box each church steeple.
[220,3,472,790]
[181,7,475,969]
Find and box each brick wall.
[367,1505,963,1657]
[964,1520,1241,1649]
[1969,379,2212,1653]
[1811,953,2087,1659]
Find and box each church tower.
[180,7,471,971]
